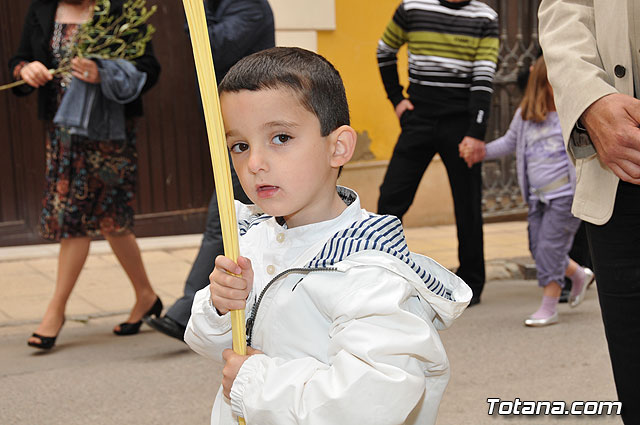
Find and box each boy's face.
[221,88,352,228]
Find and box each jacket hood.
[304,205,472,330]
[236,186,472,330]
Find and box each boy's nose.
[247,149,268,174]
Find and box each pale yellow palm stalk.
[181,1,246,424]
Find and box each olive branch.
[1,0,156,91]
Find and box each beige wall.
[270,0,335,52]
[317,0,408,160]
[338,159,455,228]
[269,0,335,30]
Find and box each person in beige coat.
[539,1,640,423]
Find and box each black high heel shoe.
[113,297,163,336]
[28,318,65,350]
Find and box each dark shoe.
[559,277,571,303]
[28,318,65,350]
[468,296,481,307]
[114,297,163,336]
[144,315,186,341]
[559,286,570,303]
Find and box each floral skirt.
[40,123,138,241]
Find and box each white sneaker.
[570,268,595,308]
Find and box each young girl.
[460,56,594,326]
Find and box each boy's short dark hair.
[219,47,350,137]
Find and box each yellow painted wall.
[317,1,407,160]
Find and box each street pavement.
[0,221,623,424]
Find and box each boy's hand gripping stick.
[182,1,246,423]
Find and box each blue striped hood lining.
[239,213,272,237]
[305,213,454,301]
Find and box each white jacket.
[185,187,472,425]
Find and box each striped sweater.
[377,0,499,139]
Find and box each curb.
[0,234,203,263]
[0,310,129,329]
[486,256,536,281]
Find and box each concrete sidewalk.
[0,220,531,327]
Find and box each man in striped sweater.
[377,0,499,305]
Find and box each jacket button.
[614,65,626,78]
[276,233,285,243]
[267,265,275,275]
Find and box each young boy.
[185,47,472,425]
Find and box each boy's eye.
[272,134,291,145]
[230,142,249,153]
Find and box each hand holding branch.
[222,346,264,399]
[209,255,254,315]
[19,61,53,88]
[71,57,101,84]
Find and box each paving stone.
[167,248,199,263]
[0,273,53,297]
[140,250,179,264]
[0,260,40,277]
[23,257,58,277]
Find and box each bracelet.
[574,119,588,133]
[569,123,597,159]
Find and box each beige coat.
[539,0,635,225]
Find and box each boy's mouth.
[256,185,279,199]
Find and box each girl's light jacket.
[185,187,472,425]
[484,108,576,202]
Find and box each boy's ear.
[329,125,357,168]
